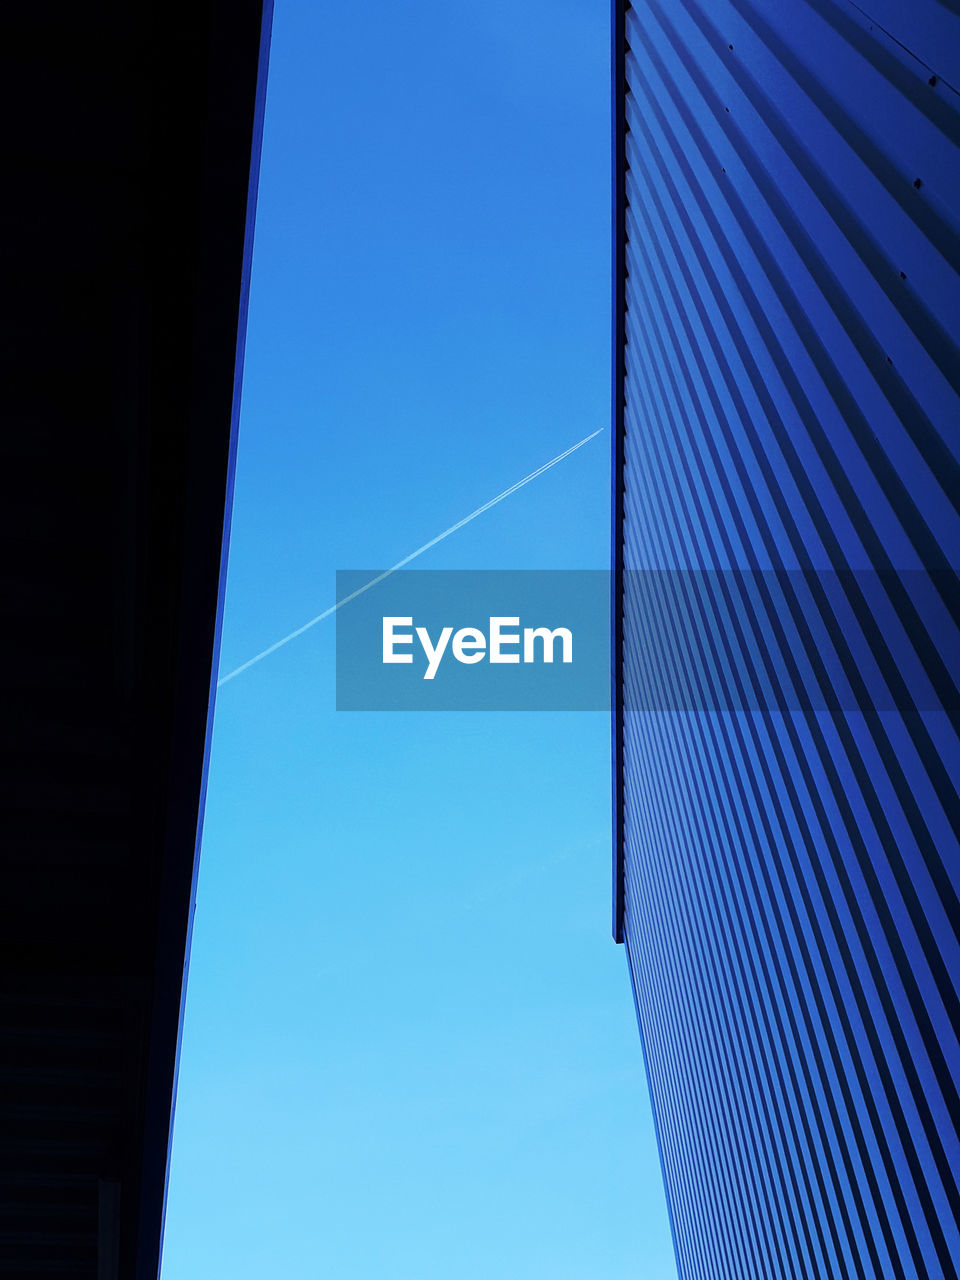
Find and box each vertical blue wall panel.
[614,2,960,1277]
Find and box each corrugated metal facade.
[613,2,960,1278]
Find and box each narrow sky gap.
[216,428,604,686]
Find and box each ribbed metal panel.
[614,2,960,1278]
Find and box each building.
[0,3,271,1276]
[612,2,960,1278]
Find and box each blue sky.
[160,2,678,1276]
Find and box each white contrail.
[216,427,603,687]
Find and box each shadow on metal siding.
[615,1,960,1277]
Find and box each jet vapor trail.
[217,427,603,687]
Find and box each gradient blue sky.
[160,2,678,1276]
